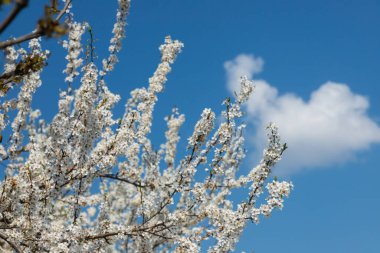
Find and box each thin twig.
[99,173,145,188]
[54,0,71,21]
[0,29,43,50]
[81,223,174,241]
[73,175,83,224]
[0,0,29,34]
[81,231,133,241]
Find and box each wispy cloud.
[224,54,380,175]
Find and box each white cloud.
[224,54,380,175]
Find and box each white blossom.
[3,46,18,74]
[0,1,293,252]
[62,21,86,83]
[101,0,131,76]
[237,75,254,103]
[162,108,186,167]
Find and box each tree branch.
[81,231,133,241]
[99,173,146,188]
[81,223,174,242]
[0,0,29,34]
[0,29,43,50]
[55,0,71,21]
[0,232,22,253]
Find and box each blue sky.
[3,0,380,252]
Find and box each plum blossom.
[0,1,292,252]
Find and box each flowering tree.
[0,0,293,252]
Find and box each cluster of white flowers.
[222,76,254,123]
[237,75,254,104]
[265,180,293,211]
[161,108,186,167]
[62,22,86,83]
[0,1,293,252]
[8,39,49,158]
[101,0,131,76]
[150,36,184,93]
[3,46,18,75]
[188,108,215,149]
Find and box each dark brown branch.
[99,173,145,188]
[0,0,72,50]
[0,232,22,253]
[73,175,83,224]
[0,0,29,34]
[0,29,43,50]
[82,231,133,241]
[81,223,174,241]
[0,226,18,230]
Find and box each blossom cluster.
[0,1,293,252]
[101,0,131,76]
[62,21,86,83]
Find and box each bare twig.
[55,0,72,21]
[0,29,43,50]
[0,0,29,34]
[0,0,72,50]
[0,232,22,253]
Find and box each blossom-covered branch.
[0,0,293,252]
